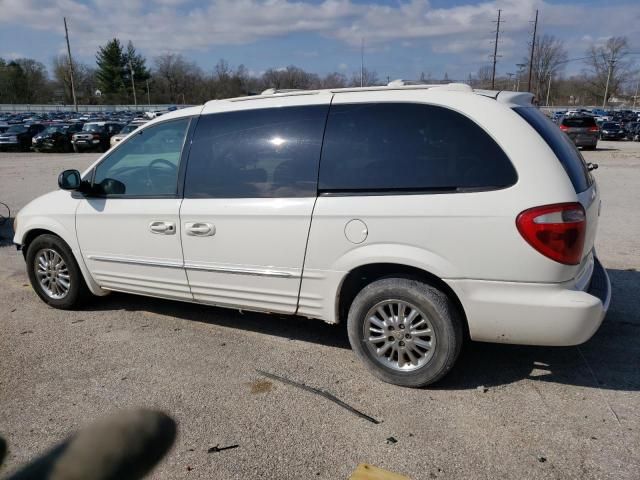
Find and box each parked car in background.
[599,122,625,140]
[0,123,45,151]
[109,120,148,147]
[559,115,599,150]
[623,121,639,140]
[32,123,84,153]
[71,122,123,152]
[627,123,640,142]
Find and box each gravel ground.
[0,143,639,479]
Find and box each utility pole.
[63,17,78,112]
[516,63,526,92]
[545,73,552,106]
[602,53,615,109]
[490,9,502,90]
[633,80,639,109]
[360,38,364,87]
[128,58,137,107]
[527,9,538,93]
[146,79,151,106]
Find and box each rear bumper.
[571,135,598,147]
[447,257,611,346]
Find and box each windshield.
[562,117,596,128]
[83,124,105,132]
[602,123,619,129]
[5,125,28,134]
[120,124,140,134]
[43,126,67,134]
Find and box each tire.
[347,278,463,387]
[26,234,90,309]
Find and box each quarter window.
[92,118,189,196]
[319,103,517,192]
[184,105,328,198]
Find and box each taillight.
[559,124,569,131]
[516,203,586,265]
[589,126,599,132]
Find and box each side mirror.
[58,169,81,190]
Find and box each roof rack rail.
[386,80,473,92]
[260,88,307,95]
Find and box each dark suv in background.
[32,123,84,152]
[559,115,599,150]
[71,122,123,152]
[599,122,626,141]
[0,123,46,151]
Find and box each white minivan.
[13,84,610,387]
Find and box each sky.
[0,0,639,81]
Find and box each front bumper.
[446,257,611,346]
[72,139,100,150]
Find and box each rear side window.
[515,107,592,193]
[185,105,328,198]
[562,117,596,128]
[319,103,516,193]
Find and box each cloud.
[0,0,638,70]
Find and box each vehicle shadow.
[89,290,352,350]
[438,268,640,391]
[83,268,639,391]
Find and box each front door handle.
[149,221,176,235]
[185,222,215,237]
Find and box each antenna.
[63,17,78,112]
[360,38,364,87]
[490,9,502,89]
[527,9,538,93]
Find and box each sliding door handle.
[185,222,215,237]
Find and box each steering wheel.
[146,158,178,190]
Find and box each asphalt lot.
[0,143,639,479]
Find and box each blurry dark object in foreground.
[1,408,176,480]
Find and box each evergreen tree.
[123,41,151,103]
[95,38,126,102]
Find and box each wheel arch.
[335,262,469,339]
[21,227,108,297]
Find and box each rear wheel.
[26,234,90,309]
[347,278,463,387]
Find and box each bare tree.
[349,68,379,87]
[523,35,568,101]
[475,65,493,88]
[153,53,203,103]
[319,72,347,88]
[0,58,50,103]
[584,36,636,105]
[52,55,96,104]
[261,65,319,90]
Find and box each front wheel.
[26,234,90,309]
[347,278,463,387]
